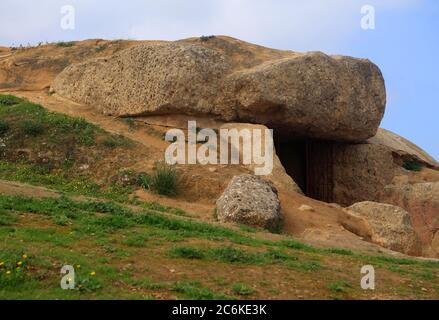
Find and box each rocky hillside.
[0,36,438,299]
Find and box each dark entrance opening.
[275,137,334,203]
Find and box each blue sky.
[0,0,437,160]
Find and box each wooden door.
[306,140,334,203]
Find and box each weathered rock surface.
[216,174,282,230]
[219,122,303,194]
[345,201,422,255]
[333,142,396,206]
[369,128,439,169]
[382,182,439,249]
[332,128,439,207]
[52,36,386,142]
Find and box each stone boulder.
[52,36,386,142]
[369,128,439,168]
[216,174,282,230]
[332,128,439,206]
[219,122,303,194]
[382,182,439,250]
[345,201,422,255]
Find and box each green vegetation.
[0,120,10,135]
[232,283,256,296]
[200,35,216,42]
[0,95,22,106]
[95,44,108,52]
[0,94,140,202]
[173,281,231,300]
[101,135,132,148]
[20,120,45,136]
[403,159,423,172]
[55,41,76,48]
[0,94,437,300]
[327,280,352,293]
[149,162,178,196]
[0,193,437,299]
[0,95,101,146]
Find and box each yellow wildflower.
[6,271,11,275]
[22,254,28,259]
[90,271,96,276]
[0,262,4,267]
[76,265,81,269]
[17,261,23,266]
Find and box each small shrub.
[76,275,102,293]
[325,248,354,256]
[287,261,324,271]
[20,120,44,136]
[85,200,132,217]
[200,35,216,42]
[403,159,423,172]
[150,162,178,196]
[232,283,255,296]
[136,172,151,189]
[0,255,30,288]
[0,120,10,135]
[55,41,75,47]
[209,246,263,265]
[53,215,70,226]
[101,135,131,148]
[95,44,108,52]
[0,94,22,106]
[0,210,17,226]
[327,280,352,293]
[89,215,133,231]
[169,246,206,260]
[142,201,168,212]
[122,234,149,248]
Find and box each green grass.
[0,120,10,135]
[20,120,45,136]
[0,193,438,299]
[173,281,231,300]
[0,254,31,289]
[0,95,140,195]
[136,173,151,189]
[0,95,143,203]
[0,161,133,202]
[0,95,22,106]
[0,95,101,146]
[231,283,256,296]
[150,162,178,196]
[0,194,438,271]
[122,234,150,248]
[327,280,352,293]
[168,245,298,266]
[101,135,132,148]
[0,210,18,226]
[169,246,206,260]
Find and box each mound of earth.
[51,36,386,142]
[0,40,146,91]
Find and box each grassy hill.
[0,94,438,300]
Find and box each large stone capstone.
[52,36,386,142]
